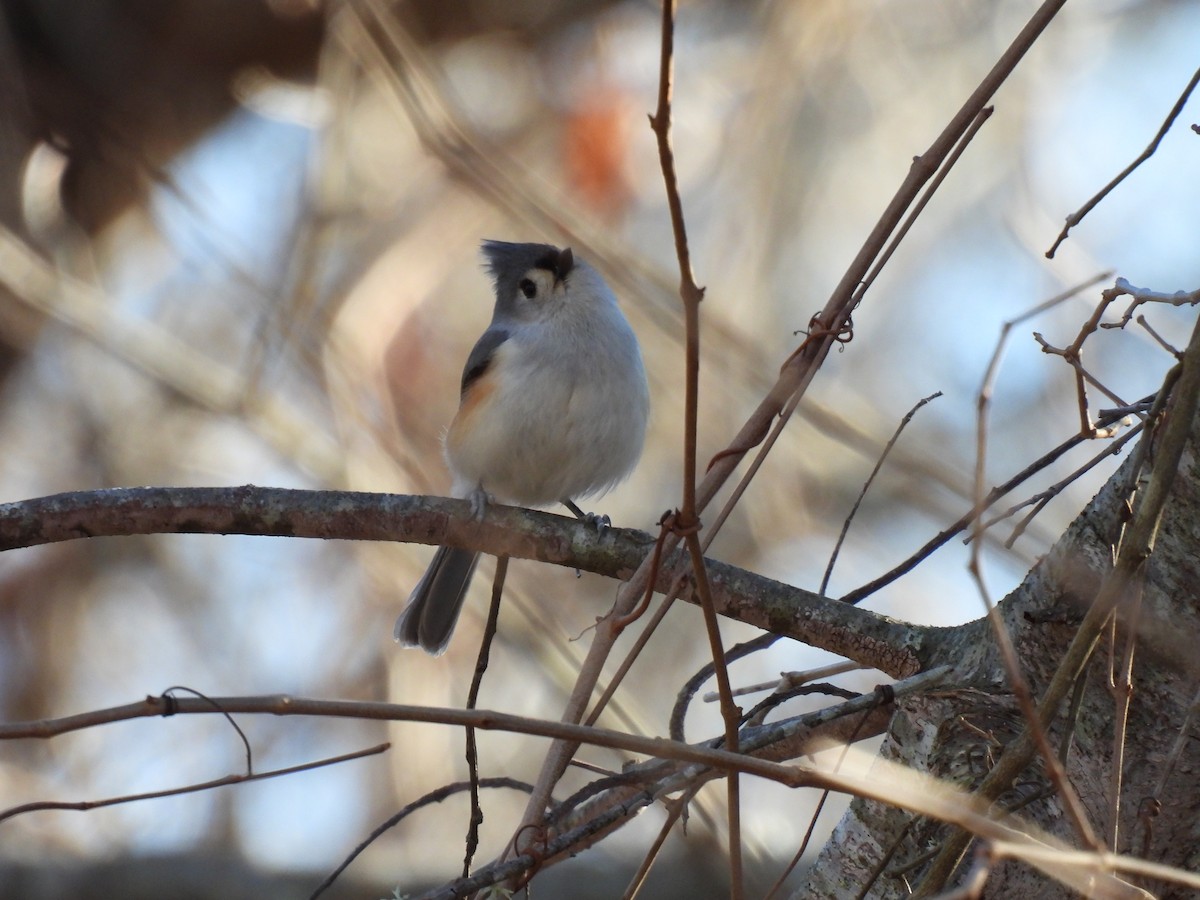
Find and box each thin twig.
[1102,278,1200,330]
[980,423,1142,548]
[686,529,744,896]
[762,689,891,899]
[703,660,862,703]
[463,556,509,877]
[979,272,1114,436]
[1,742,389,826]
[1046,65,1200,258]
[1136,315,1180,357]
[0,693,825,783]
[970,271,1102,853]
[671,634,781,743]
[1107,563,1145,850]
[1033,328,1130,434]
[648,0,704,523]
[739,682,859,729]
[840,406,1128,605]
[853,107,993,304]
[821,391,942,595]
[645,1,742,888]
[840,388,1147,607]
[162,685,254,773]
[620,789,695,900]
[310,776,534,900]
[1033,278,1200,438]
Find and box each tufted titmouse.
[394,240,650,654]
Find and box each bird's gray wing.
[460,327,510,396]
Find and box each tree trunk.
[806,410,1200,898]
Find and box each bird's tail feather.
[394,547,480,654]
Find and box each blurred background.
[0,0,1198,896]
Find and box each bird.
[394,240,650,654]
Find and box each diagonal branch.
[1046,65,1200,258]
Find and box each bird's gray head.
[482,240,582,322]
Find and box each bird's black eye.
[519,278,537,299]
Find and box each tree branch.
[0,486,931,676]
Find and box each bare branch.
[971,269,1102,855]
[1046,66,1200,258]
[0,484,930,675]
[841,397,1141,605]
[312,776,535,900]
[0,743,388,826]
[463,557,509,877]
[822,391,943,595]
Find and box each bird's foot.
[562,498,611,532]
[467,485,493,521]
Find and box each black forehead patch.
[481,240,574,284]
[533,248,562,272]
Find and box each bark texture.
[805,410,1200,898]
